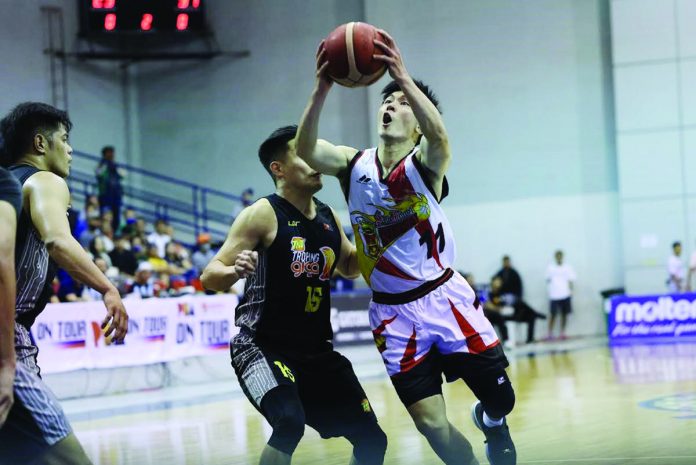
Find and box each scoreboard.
[79,0,208,36]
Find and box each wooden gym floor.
[61,338,696,465]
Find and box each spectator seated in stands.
[480,276,510,345]
[56,269,84,302]
[89,235,113,268]
[118,208,138,237]
[491,255,546,343]
[148,219,171,258]
[127,261,157,299]
[164,241,193,276]
[147,244,169,274]
[109,235,138,277]
[192,233,216,274]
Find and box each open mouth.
[382,113,392,125]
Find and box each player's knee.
[483,382,516,419]
[413,413,449,440]
[347,422,387,465]
[268,413,305,455]
[261,387,306,455]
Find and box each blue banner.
[609,293,696,341]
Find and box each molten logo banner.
[609,293,696,342]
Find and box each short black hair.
[673,241,681,249]
[101,145,114,156]
[0,102,72,167]
[381,79,441,114]
[258,125,297,184]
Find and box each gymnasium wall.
[137,0,620,336]
[0,0,623,337]
[0,0,133,166]
[610,0,696,294]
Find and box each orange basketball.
[322,22,387,88]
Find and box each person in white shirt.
[546,250,576,340]
[147,219,171,258]
[667,241,684,293]
[686,242,696,292]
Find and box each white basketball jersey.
[347,147,456,293]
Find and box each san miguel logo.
[290,237,335,280]
[352,193,430,261]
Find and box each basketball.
[322,22,387,88]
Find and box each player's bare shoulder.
[234,197,277,248]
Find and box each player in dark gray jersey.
[0,102,129,465]
[0,167,22,431]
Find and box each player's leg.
[0,362,90,465]
[259,386,306,465]
[431,271,514,464]
[297,349,386,465]
[28,434,92,465]
[231,337,305,465]
[455,364,515,465]
[406,393,478,465]
[370,288,479,464]
[559,298,571,339]
[547,300,558,339]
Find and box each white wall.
[0,1,130,168]
[610,0,696,293]
[0,0,622,337]
[133,0,621,336]
[444,192,620,337]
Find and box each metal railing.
[68,151,244,244]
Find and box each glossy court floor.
[61,337,696,465]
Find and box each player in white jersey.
[296,31,516,465]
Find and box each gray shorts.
[0,351,73,463]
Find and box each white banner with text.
[32,294,239,374]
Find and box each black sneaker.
[471,401,516,465]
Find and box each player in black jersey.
[202,126,387,465]
[0,167,21,430]
[0,102,129,465]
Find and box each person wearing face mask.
[192,233,216,275]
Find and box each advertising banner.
[32,291,376,374]
[33,294,239,374]
[608,293,696,342]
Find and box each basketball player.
[201,126,387,465]
[0,167,21,429]
[296,32,516,465]
[0,102,129,464]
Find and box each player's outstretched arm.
[0,200,17,427]
[24,172,128,342]
[374,30,451,181]
[296,41,357,177]
[331,208,360,280]
[201,199,276,292]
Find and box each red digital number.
[93,0,116,8]
[141,13,153,31]
[177,0,200,9]
[176,13,189,31]
[104,13,117,31]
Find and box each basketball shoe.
[471,401,516,465]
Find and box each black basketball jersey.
[9,165,58,330]
[0,166,22,217]
[235,194,342,350]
